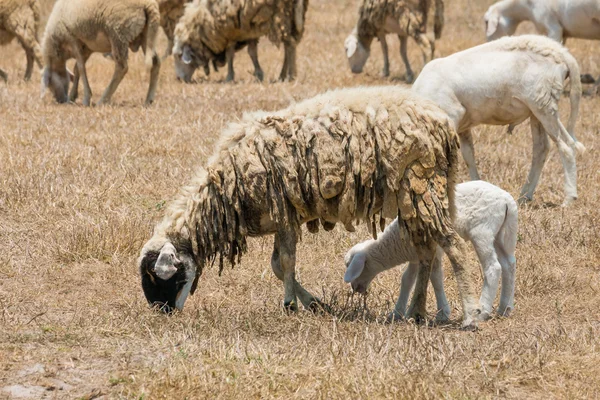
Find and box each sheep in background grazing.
[484,0,600,94]
[0,0,43,81]
[138,86,484,329]
[345,180,518,322]
[172,0,308,83]
[412,35,585,206]
[344,0,444,83]
[41,0,161,106]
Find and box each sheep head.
[41,64,71,104]
[343,240,379,294]
[483,7,515,41]
[344,30,370,74]
[138,237,199,313]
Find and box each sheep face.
[173,44,209,82]
[484,9,515,41]
[139,241,198,313]
[343,241,382,293]
[41,65,69,104]
[344,33,370,74]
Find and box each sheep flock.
[2,0,600,396]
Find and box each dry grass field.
[1,0,600,398]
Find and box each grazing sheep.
[484,0,600,93]
[138,86,483,329]
[41,0,161,106]
[0,0,43,81]
[172,0,308,83]
[158,0,190,59]
[345,180,518,322]
[412,35,585,206]
[344,0,444,83]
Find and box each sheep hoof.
[517,195,532,206]
[307,298,331,314]
[404,73,414,84]
[460,322,478,332]
[254,71,264,82]
[283,300,298,313]
[497,306,512,317]
[386,311,404,323]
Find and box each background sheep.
[345,180,518,322]
[138,86,483,329]
[0,0,42,82]
[344,0,444,83]
[172,0,308,83]
[484,0,600,94]
[158,0,190,58]
[41,0,161,106]
[412,35,585,206]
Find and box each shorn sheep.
[172,0,308,83]
[345,180,518,322]
[138,86,483,329]
[41,0,161,106]
[412,35,585,206]
[484,0,600,93]
[344,0,444,83]
[0,0,43,82]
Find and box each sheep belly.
[80,31,112,52]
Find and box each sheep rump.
[139,86,482,327]
[0,0,43,81]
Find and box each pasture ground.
[1,0,599,398]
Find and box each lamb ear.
[485,13,499,38]
[344,252,367,283]
[182,46,193,64]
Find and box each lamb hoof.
[561,197,577,207]
[283,300,298,313]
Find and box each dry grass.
[1,0,600,398]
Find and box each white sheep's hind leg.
[225,45,235,82]
[378,33,390,77]
[531,111,578,205]
[399,36,413,83]
[274,230,299,312]
[247,40,264,82]
[495,245,516,316]
[97,41,129,105]
[520,117,550,204]
[430,247,451,322]
[471,229,502,319]
[459,129,480,180]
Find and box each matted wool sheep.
[138,86,483,329]
[172,0,308,82]
[0,0,43,82]
[41,0,161,106]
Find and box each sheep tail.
[563,49,581,144]
[143,1,161,70]
[433,0,444,39]
[498,200,518,266]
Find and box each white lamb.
[412,35,585,206]
[484,0,600,93]
[345,180,518,321]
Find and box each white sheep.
[172,0,308,82]
[138,86,483,329]
[345,180,518,322]
[344,0,444,83]
[412,35,585,206]
[484,0,600,93]
[0,0,43,81]
[41,0,161,106]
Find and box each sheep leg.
[163,38,174,60]
[97,42,128,106]
[225,45,235,82]
[434,230,481,329]
[145,51,160,106]
[271,236,325,312]
[378,33,390,77]
[399,36,414,83]
[471,230,502,319]
[459,129,480,180]
[24,49,34,82]
[519,117,549,203]
[0,68,7,83]
[279,42,297,81]
[430,247,451,322]
[495,244,516,317]
[275,230,299,312]
[69,65,80,102]
[72,46,93,106]
[410,29,433,65]
[391,261,418,321]
[406,244,436,323]
[12,27,41,81]
[247,40,264,82]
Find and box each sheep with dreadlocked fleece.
[138,86,483,329]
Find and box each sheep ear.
[182,46,193,64]
[485,13,499,37]
[345,39,357,58]
[344,252,366,283]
